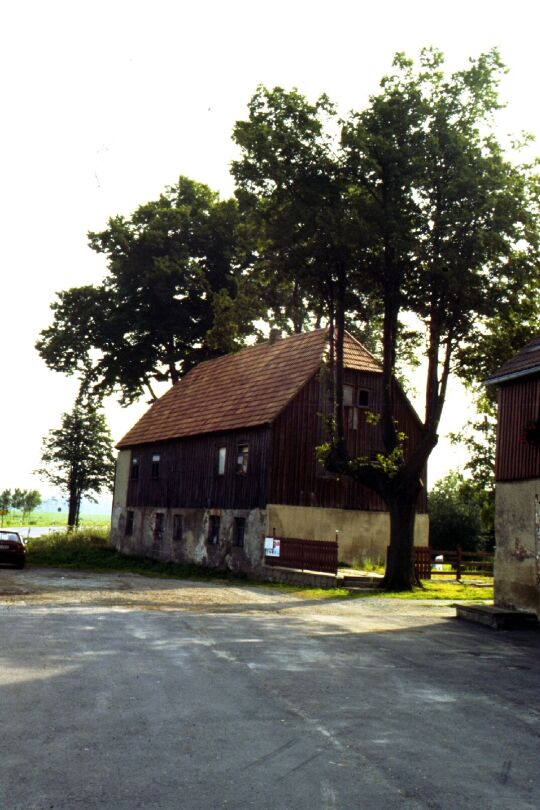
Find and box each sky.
[1,0,539,495]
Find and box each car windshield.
[0,532,20,542]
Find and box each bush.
[429,472,484,551]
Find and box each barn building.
[486,336,540,618]
[111,329,428,573]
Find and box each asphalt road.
[1,568,539,810]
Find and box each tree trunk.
[383,488,420,590]
[67,491,78,529]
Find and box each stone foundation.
[111,501,429,573]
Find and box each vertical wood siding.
[496,377,540,481]
[125,369,427,513]
[269,371,428,512]
[127,426,271,509]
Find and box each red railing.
[264,537,338,575]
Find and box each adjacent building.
[486,337,540,617]
[111,329,428,573]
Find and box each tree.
[38,397,115,527]
[36,177,259,405]
[0,489,11,526]
[428,472,484,552]
[11,488,26,514]
[9,488,42,523]
[22,490,42,522]
[233,50,540,589]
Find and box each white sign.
[264,537,281,557]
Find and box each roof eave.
[484,365,540,386]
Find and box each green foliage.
[449,392,496,545]
[21,490,42,518]
[233,50,540,590]
[428,472,489,552]
[11,488,25,512]
[0,488,42,523]
[37,397,115,527]
[37,177,258,405]
[232,85,379,336]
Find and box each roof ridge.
[116,326,379,448]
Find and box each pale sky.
[1,0,538,494]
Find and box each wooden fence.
[414,546,494,581]
[264,537,338,575]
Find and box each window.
[125,510,134,536]
[151,454,161,479]
[131,457,139,481]
[173,514,183,542]
[347,407,359,430]
[235,444,249,475]
[217,446,226,476]
[154,512,164,542]
[234,517,246,548]
[343,384,354,406]
[208,515,220,544]
[358,389,370,408]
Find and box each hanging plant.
[522,418,540,448]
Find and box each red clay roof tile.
[117,329,381,448]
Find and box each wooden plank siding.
[126,426,272,510]
[496,376,540,481]
[269,370,428,512]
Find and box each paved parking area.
[1,568,539,809]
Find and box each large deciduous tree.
[233,50,540,589]
[38,397,116,528]
[36,177,258,405]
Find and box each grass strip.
[26,530,493,602]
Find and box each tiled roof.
[117,329,381,448]
[485,336,540,386]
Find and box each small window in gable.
[131,457,139,481]
[358,389,370,408]
[343,385,354,406]
[236,444,249,475]
[217,446,226,476]
[151,454,161,479]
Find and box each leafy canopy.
[37,177,259,405]
[38,397,116,526]
[232,49,540,589]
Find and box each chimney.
[269,328,282,345]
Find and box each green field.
[0,511,111,529]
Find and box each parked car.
[0,530,26,568]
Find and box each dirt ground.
[0,565,457,627]
[0,566,293,610]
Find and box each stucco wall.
[111,450,131,535]
[494,480,540,617]
[266,504,429,565]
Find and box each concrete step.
[455,603,538,630]
[341,577,382,590]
